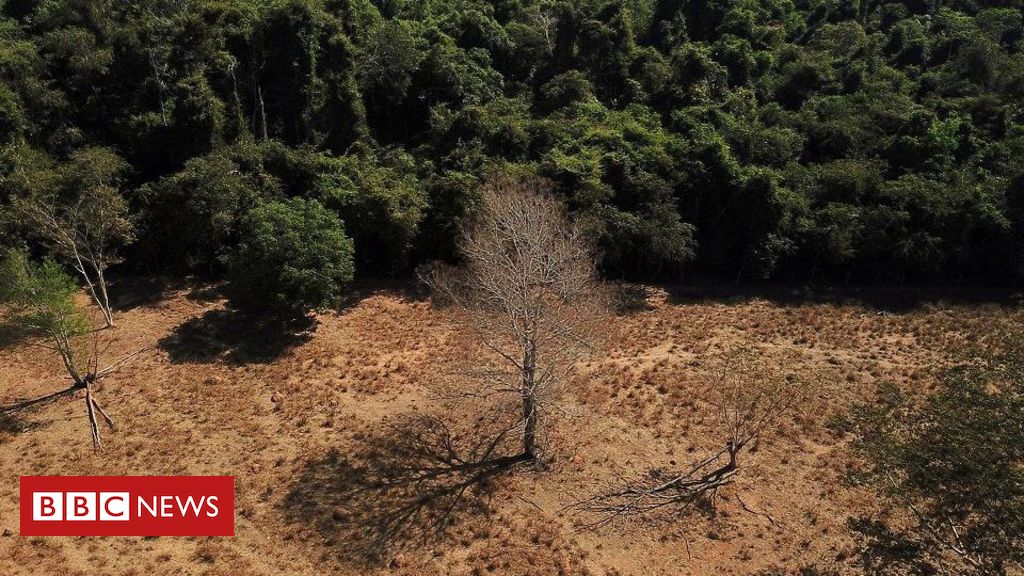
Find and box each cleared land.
[0,280,1019,575]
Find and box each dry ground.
[0,279,1019,575]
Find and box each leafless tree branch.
[421,175,609,460]
[576,347,811,526]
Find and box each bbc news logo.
[20,476,234,536]
[32,491,133,521]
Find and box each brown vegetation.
[0,280,1020,575]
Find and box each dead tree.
[10,148,134,328]
[422,175,608,460]
[578,347,808,526]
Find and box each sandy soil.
[0,279,1019,575]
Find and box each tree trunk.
[522,386,536,459]
[257,84,269,142]
[521,349,537,459]
[96,266,114,328]
[149,51,168,127]
[71,249,114,328]
[85,381,101,450]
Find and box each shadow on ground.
[108,275,191,312]
[336,277,431,310]
[0,412,45,442]
[0,413,26,435]
[0,321,30,351]
[846,515,932,575]
[280,414,526,566]
[613,283,657,315]
[155,277,430,365]
[158,308,314,365]
[665,284,1022,313]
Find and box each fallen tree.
[577,347,808,526]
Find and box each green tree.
[2,0,1023,283]
[540,101,697,274]
[136,147,275,272]
[313,146,426,274]
[7,146,133,327]
[227,197,354,315]
[847,339,1024,574]
[0,249,116,449]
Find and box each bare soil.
[1,280,1019,575]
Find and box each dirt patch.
[0,281,1018,575]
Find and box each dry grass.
[0,280,1018,575]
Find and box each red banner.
[20,476,234,536]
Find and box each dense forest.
[1,0,1023,285]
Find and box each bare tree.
[422,175,608,460]
[10,148,134,328]
[579,347,810,525]
[527,7,558,55]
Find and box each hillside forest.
[1,0,1023,285]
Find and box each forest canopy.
[1,0,1023,284]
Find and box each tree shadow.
[846,515,932,576]
[0,412,44,442]
[0,413,25,434]
[155,277,431,365]
[107,275,189,312]
[613,283,655,314]
[666,283,1021,313]
[280,414,526,566]
[0,321,30,351]
[336,277,432,310]
[752,566,842,576]
[186,282,227,304]
[157,308,314,365]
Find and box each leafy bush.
[227,198,354,315]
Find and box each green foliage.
[848,339,1024,574]
[313,145,426,273]
[358,19,425,106]
[137,146,276,271]
[4,146,135,279]
[540,101,696,272]
[227,197,354,315]
[2,0,1024,283]
[0,248,89,344]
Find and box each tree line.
[0,0,1022,285]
